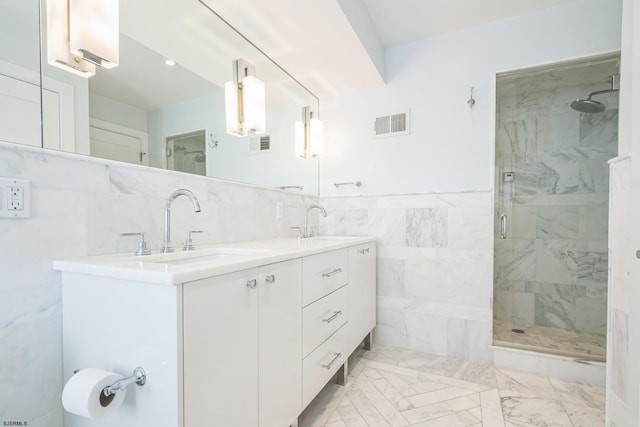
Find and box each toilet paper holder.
[103,367,147,397]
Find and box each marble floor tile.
[298,345,604,427]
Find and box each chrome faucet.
[161,189,201,253]
[303,204,327,238]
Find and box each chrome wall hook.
[467,86,476,109]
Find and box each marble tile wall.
[0,142,314,426]
[319,191,494,363]
[494,77,618,336]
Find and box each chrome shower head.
[570,73,620,114]
[570,97,606,113]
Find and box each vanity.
[54,236,376,427]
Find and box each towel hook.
[467,86,476,109]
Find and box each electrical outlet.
[0,178,31,218]
[8,186,24,210]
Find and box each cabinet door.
[348,243,377,353]
[183,269,259,427]
[258,259,302,427]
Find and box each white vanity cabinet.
[55,237,376,427]
[183,259,301,427]
[347,242,377,354]
[301,250,349,408]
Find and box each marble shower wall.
[0,142,314,426]
[319,192,494,363]
[494,73,619,336]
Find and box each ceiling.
[360,0,578,47]
[206,0,581,98]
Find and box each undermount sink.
[311,235,356,241]
[136,247,270,265]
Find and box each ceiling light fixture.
[164,59,176,66]
[225,58,266,137]
[295,106,323,159]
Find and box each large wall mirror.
[0,0,319,195]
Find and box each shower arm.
[586,88,618,100]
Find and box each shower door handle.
[500,214,507,239]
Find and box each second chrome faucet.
[303,204,327,238]
[161,189,201,253]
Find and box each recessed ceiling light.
[164,59,176,66]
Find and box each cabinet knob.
[637,250,640,259]
[265,274,276,284]
[246,279,257,289]
[359,248,370,254]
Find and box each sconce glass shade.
[69,0,119,69]
[225,61,266,137]
[295,106,323,159]
[45,0,96,77]
[295,121,306,158]
[309,118,323,157]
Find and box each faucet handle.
[183,230,203,251]
[290,226,302,239]
[120,232,151,256]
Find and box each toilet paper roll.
[62,368,126,419]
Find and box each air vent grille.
[249,135,271,154]
[374,110,410,138]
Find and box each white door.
[89,119,149,165]
[0,72,42,147]
[0,60,75,152]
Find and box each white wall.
[89,93,148,133]
[319,0,622,369]
[0,141,314,426]
[320,0,622,196]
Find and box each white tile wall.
[320,191,494,363]
[0,141,314,426]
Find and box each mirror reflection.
[0,0,319,195]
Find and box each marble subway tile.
[575,297,607,335]
[579,108,619,149]
[496,118,537,154]
[510,206,536,239]
[536,206,579,239]
[611,309,629,402]
[494,291,535,325]
[536,112,580,152]
[405,208,448,248]
[534,294,576,330]
[377,258,406,297]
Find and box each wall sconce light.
[225,59,266,137]
[295,106,323,159]
[45,0,96,77]
[68,0,119,69]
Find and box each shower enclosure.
[493,53,620,361]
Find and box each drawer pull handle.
[359,248,370,254]
[322,268,342,278]
[246,279,257,289]
[322,310,343,323]
[322,352,342,370]
[265,274,276,284]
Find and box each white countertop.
[53,236,376,285]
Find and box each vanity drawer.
[302,324,348,409]
[302,285,348,358]
[302,249,348,306]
